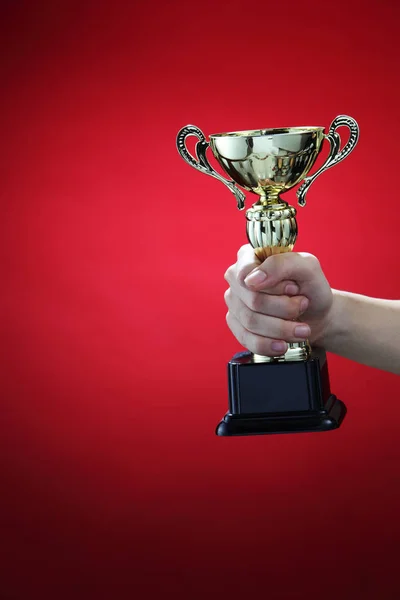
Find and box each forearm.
[322,290,400,374]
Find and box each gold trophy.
[177,116,359,436]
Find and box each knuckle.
[240,305,255,331]
[237,244,249,259]
[236,322,249,348]
[236,265,249,285]
[239,327,248,347]
[224,265,235,282]
[224,288,231,305]
[302,253,320,270]
[225,311,234,332]
[247,291,262,312]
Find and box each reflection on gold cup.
[177,116,359,362]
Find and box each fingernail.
[244,269,267,288]
[271,341,287,354]
[300,298,309,314]
[285,283,299,296]
[294,324,311,338]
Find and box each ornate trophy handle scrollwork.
[296,115,360,207]
[176,125,246,210]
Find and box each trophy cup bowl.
[209,126,325,197]
[176,116,359,436]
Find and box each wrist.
[319,290,348,352]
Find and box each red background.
[1,1,400,598]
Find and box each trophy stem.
[258,189,281,206]
[246,195,310,363]
[246,195,297,261]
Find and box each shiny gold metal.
[245,202,297,262]
[209,126,324,205]
[176,116,359,362]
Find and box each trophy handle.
[176,125,246,210]
[296,115,360,207]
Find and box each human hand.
[224,245,333,357]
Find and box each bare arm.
[324,291,400,374]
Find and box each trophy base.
[216,348,346,437]
[216,395,346,436]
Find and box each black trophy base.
[216,348,346,437]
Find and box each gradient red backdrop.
[1,1,400,598]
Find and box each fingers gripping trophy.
[176,116,359,436]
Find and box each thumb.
[244,252,319,290]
